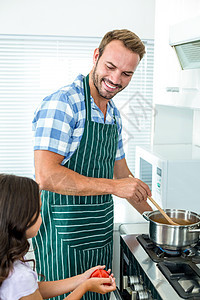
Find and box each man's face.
[92,40,140,100]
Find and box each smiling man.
[32,29,152,300]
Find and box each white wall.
[0,0,155,39]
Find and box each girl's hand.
[64,275,116,299]
[86,277,116,294]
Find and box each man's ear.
[93,48,100,65]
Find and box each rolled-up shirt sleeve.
[32,91,76,157]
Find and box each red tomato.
[90,269,110,285]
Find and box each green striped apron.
[33,74,118,300]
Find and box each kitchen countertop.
[119,222,149,235]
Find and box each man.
[32,29,152,300]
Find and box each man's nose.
[110,70,121,85]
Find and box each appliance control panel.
[156,167,162,194]
[122,275,151,299]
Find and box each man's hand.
[113,176,151,203]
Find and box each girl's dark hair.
[0,174,40,285]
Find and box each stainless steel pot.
[143,209,200,250]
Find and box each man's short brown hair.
[98,29,146,61]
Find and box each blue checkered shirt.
[32,74,125,165]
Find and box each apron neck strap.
[83,74,91,121]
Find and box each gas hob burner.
[137,234,200,263]
[159,246,181,257]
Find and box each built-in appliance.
[135,145,200,212]
[117,233,200,299]
[154,13,200,109]
[169,15,200,70]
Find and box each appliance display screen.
[157,167,162,177]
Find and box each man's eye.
[123,72,132,77]
[106,65,114,69]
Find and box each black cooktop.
[136,234,200,299]
[137,234,200,264]
[158,261,200,299]
[121,234,200,299]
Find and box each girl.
[0,174,116,299]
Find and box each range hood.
[169,15,200,70]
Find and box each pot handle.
[142,211,151,222]
[188,228,200,233]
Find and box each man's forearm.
[126,198,153,214]
[35,151,151,204]
[36,164,117,196]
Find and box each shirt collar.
[90,96,114,112]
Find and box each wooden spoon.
[147,195,179,225]
[128,175,179,226]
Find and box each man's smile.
[102,79,122,92]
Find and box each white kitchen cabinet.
[153,0,200,109]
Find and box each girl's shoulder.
[0,260,38,300]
